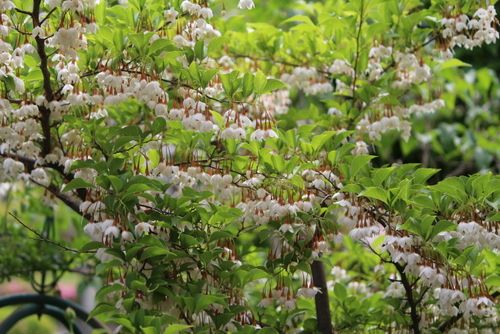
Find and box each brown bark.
[311,259,334,334]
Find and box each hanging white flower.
[238,0,255,10]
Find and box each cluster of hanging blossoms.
[0,0,498,333]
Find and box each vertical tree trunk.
[395,263,420,334]
[311,260,334,334]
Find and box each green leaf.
[311,131,336,151]
[271,154,285,172]
[431,177,467,203]
[210,110,225,128]
[281,15,315,26]
[142,327,157,334]
[209,230,234,242]
[485,275,500,292]
[349,155,375,178]
[220,71,240,97]
[148,39,175,56]
[194,294,226,313]
[164,324,192,334]
[188,62,202,85]
[263,78,286,93]
[413,168,440,184]
[439,58,471,70]
[194,40,205,60]
[180,234,199,247]
[372,167,395,186]
[140,246,173,260]
[359,187,388,204]
[80,241,102,252]
[400,220,420,236]
[62,178,94,192]
[95,0,106,25]
[334,283,347,301]
[428,220,456,240]
[258,328,279,334]
[254,71,267,94]
[152,118,167,134]
[393,179,410,203]
[107,175,124,192]
[241,72,254,97]
[201,69,217,87]
[327,150,337,165]
[244,268,269,283]
[88,303,114,319]
[96,283,123,300]
[24,68,43,83]
[123,183,154,195]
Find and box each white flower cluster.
[238,0,255,10]
[12,104,39,120]
[435,288,466,317]
[366,45,392,81]
[180,1,213,18]
[93,71,168,115]
[258,283,297,310]
[459,297,496,321]
[83,219,154,245]
[352,140,369,155]
[350,98,444,145]
[249,128,278,141]
[331,194,498,324]
[0,12,11,36]
[281,67,333,96]
[164,8,178,23]
[408,99,445,115]
[2,158,25,179]
[173,2,220,48]
[329,59,355,78]
[49,25,87,59]
[435,288,496,323]
[369,45,393,59]
[221,107,276,141]
[154,165,242,202]
[0,39,32,94]
[296,273,320,298]
[0,0,14,11]
[237,194,314,226]
[177,98,214,132]
[357,115,412,141]
[442,6,499,50]
[259,90,291,115]
[220,125,246,140]
[80,200,106,221]
[385,282,406,298]
[56,58,81,85]
[0,101,43,158]
[45,0,98,13]
[392,52,431,89]
[436,221,500,250]
[31,167,51,186]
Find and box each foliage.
[0,0,498,333]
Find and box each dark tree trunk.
[311,260,334,334]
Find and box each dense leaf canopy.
[0,0,499,333]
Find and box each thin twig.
[351,0,365,107]
[8,212,93,254]
[14,8,33,16]
[40,7,58,25]
[28,177,86,217]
